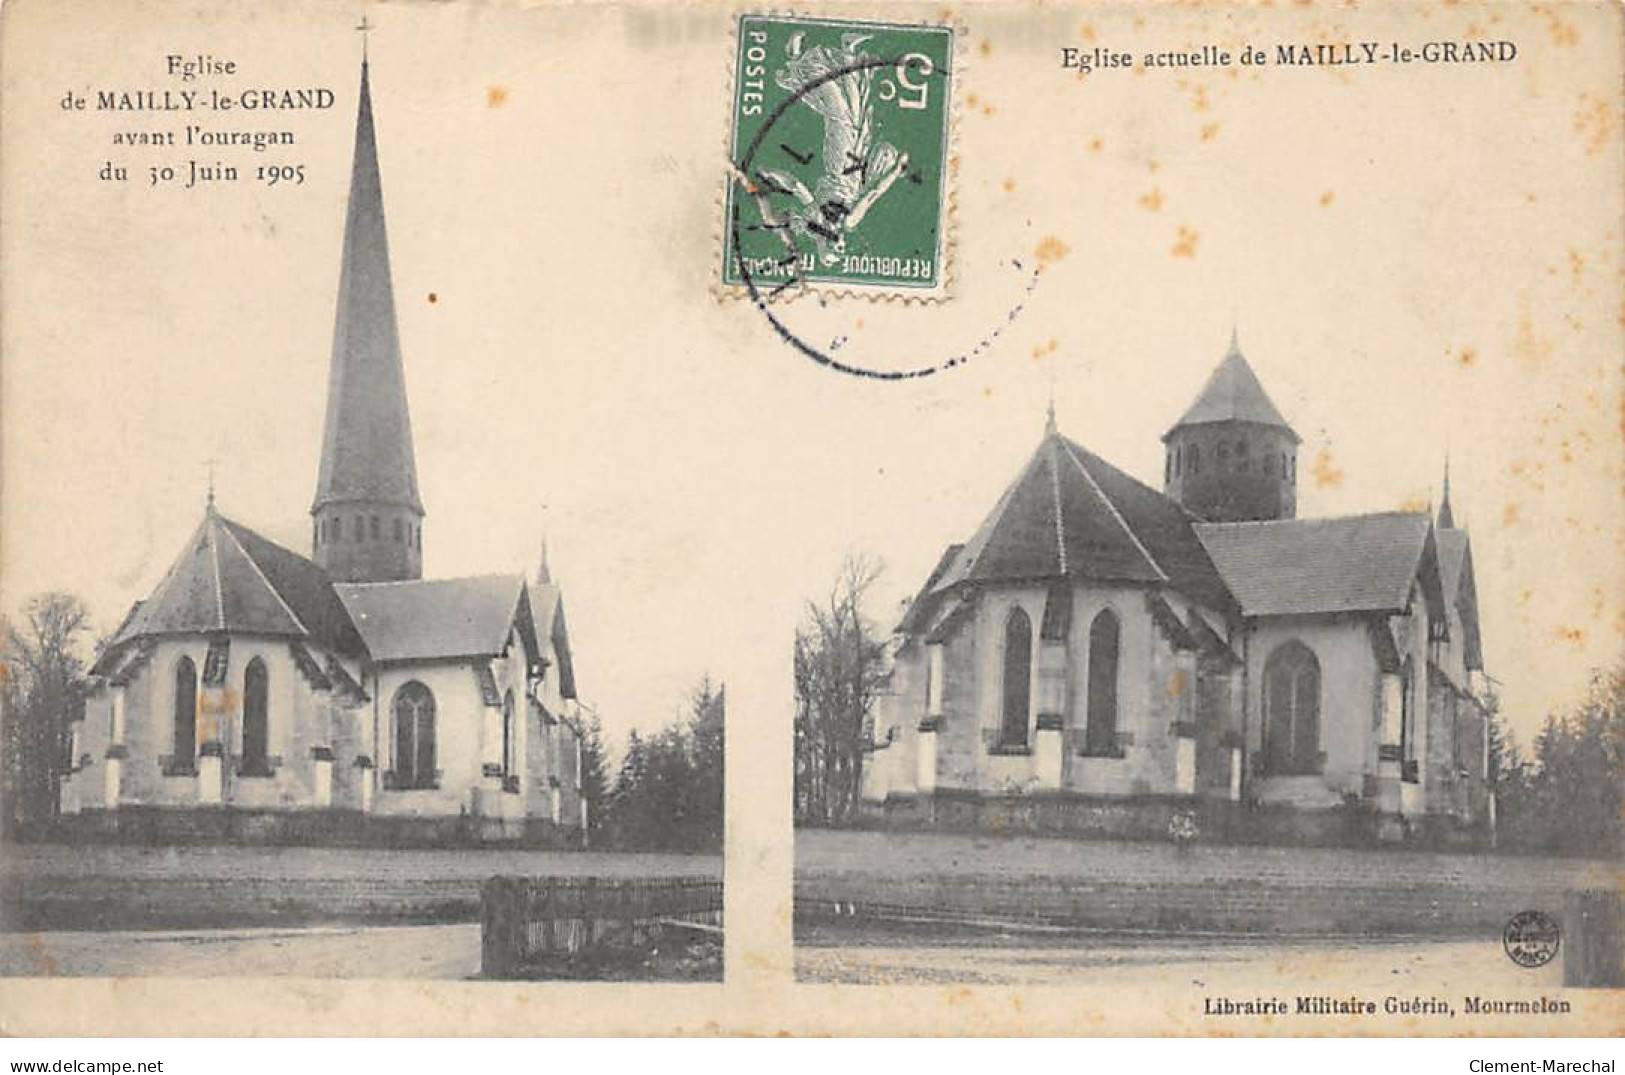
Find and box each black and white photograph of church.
[0,40,724,982]
[792,340,1620,986]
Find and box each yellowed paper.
[0,0,1620,1036]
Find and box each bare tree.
[794,553,887,825]
[1,593,92,833]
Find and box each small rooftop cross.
[356,13,373,60]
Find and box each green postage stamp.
[723,14,955,298]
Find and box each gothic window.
[1189,445,1200,474]
[1000,608,1032,748]
[394,517,404,543]
[1165,452,1172,482]
[241,657,270,776]
[392,681,437,788]
[1085,609,1120,755]
[354,515,364,542]
[313,520,319,547]
[172,657,197,769]
[1263,641,1321,775]
[370,515,380,540]
[502,690,516,780]
[1264,453,1276,475]
[1175,446,1183,476]
[1217,442,1231,470]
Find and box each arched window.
[1085,609,1120,755]
[241,657,270,776]
[1000,608,1032,747]
[502,690,516,779]
[1189,445,1201,475]
[172,657,197,769]
[394,517,404,543]
[370,515,380,540]
[1263,641,1321,775]
[392,681,437,788]
[354,515,364,542]
[1175,446,1183,475]
[1165,451,1172,483]
[333,515,343,542]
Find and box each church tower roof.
[1163,333,1298,443]
[312,56,424,519]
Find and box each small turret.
[1163,332,1300,522]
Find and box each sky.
[2,0,1621,752]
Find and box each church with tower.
[862,336,1492,846]
[57,53,588,844]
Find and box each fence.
[481,875,723,978]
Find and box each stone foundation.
[873,790,1491,851]
[27,806,582,849]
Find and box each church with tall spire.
[59,48,589,845]
[311,53,425,584]
[863,334,1492,847]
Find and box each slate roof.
[311,59,423,515]
[335,574,538,665]
[532,555,579,700]
[903,431,1240,626]
[98,508,366,666]
[1195,511,1442,618]
[1436,527,1483,670]
[1163,341,1298,442]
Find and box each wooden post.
[1565,889,1625,987]
[480,877,521,979]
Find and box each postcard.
[0,0,1619,1037]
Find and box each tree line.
[793,554,888,826]
[1487,668,1625,857]
[581,675,725,852]
[1,593,92,837]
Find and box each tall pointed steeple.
[311,50,425,583]
[1437,454,1456,530]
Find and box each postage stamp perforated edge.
[711,9,964,306]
